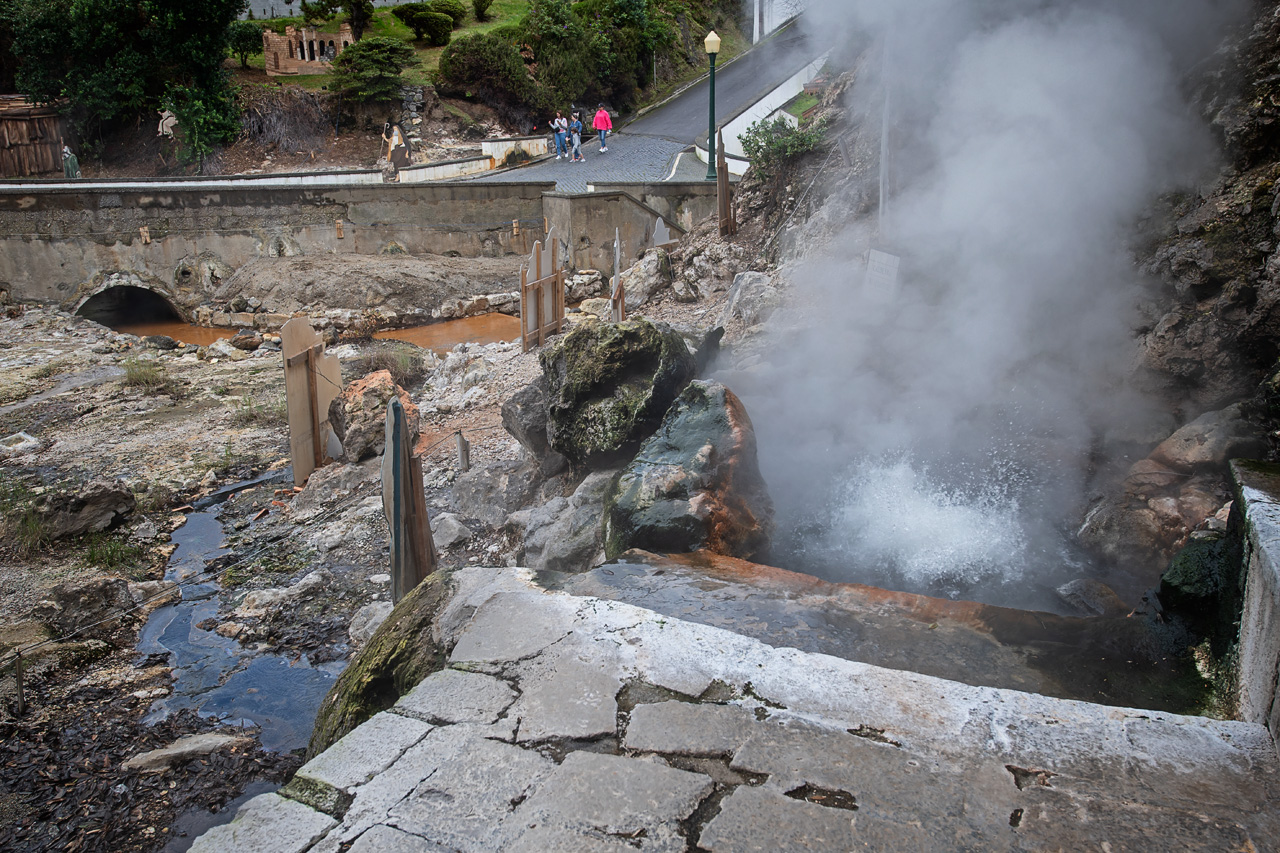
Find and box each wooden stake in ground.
[611,228,626,323]
[282,318,343,487]
[382,397,435,603]
[717,129,737,237]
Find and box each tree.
[228,20,264,70]
[300,0,374,41]
[164,82,240,172]
[329,36,416,103]
[9,0,246,143]
[472,0,492,22]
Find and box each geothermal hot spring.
[739,0,1248,614]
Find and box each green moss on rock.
[307,572,453,758]
[540,319,695,469]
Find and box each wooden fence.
[0,97,66,178]
[520,228,566,351]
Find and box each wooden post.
[455,431,470,472]
[282,318,343,486]
[382,397,435,604]
[611,228,625,323]
[14,651,25,717]
[717,130,737,237]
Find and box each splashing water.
[832,458,1028,585]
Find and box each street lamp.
[705,30,720,181]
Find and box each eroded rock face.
[328,370,418,462]
[508,470,615,573]
[451,456,542,528]
[719,271,782,328]
[619,248,671,311]
[37,478,135,539]
[541,319,695,470]
[605,380,773,561]
[500,376,568,477]
[33,577,134,637]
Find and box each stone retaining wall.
[0,182,552,307]
[1231,459,1280,753]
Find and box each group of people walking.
[549,104,613,162]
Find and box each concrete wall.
[545,191,688,276]
[1,170,385,189]
[0,182,552,307]
[584,182,719,233]
[1231,460,1280,753]
[398,156,495,183]
[483,136,550,166]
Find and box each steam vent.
[2,0,1279,850]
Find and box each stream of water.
[136,474,343,754]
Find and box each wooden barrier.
[282,318,343,486]
[381,397,435,603]
[610,228,626,323]
[717,130,738,238]
[520,228,566,351]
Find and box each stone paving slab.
[195,567,1279,852]
[394,668,516,725]
[296,711,432,792]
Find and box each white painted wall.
[398,156,495,183]
[754,0,808,42]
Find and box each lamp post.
[705,30,720,181]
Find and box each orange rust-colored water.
[375,313,522,354]
[115,321,235,346]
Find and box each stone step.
[192,567,1278,852]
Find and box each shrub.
[356,344,427,387]
[330,36,419,103]
[427,0,467,27]
[393,5,453,44]
[472,0,493,21]
[739,115,828,178]
[437,32,542,119]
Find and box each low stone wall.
[1231,459,1280,752]
[584,182,718,233]
[545,190,689,276]
[482,136,550,167]
[398,156,495,183]
[0,181,552,308]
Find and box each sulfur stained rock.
[328,370,418,462]
[605,380,773,561]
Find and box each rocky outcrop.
[32,576,135,637]
[605,380,774,561]
[36,478,135,540]
[507,470,615,573]
[500,377,568,477]
[328,370,418,462]
[450,456,542,528]
[719,271,782,328]
[618,248,671,311]
[540,319,696,470]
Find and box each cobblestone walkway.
[467,135,691,194]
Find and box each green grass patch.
[784,92,819,119]
[121,356,185,398]
[83,533,148,579]
[229,393,288,427]
[0,473,48,556]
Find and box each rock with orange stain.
[328,369,419,462]
[605,380,773,561]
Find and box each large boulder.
[541,319,696,470]
[451,456,542,527]
[328,370,419,462]
[37,478,135,539]
[1148,404,1266,472]
[619,248,671,311]
[500,377,569,477]
[507,470,615,573]
[605,380,773,561]
[33,576,135,637]
[719,271,782,328]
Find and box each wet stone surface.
[190,567,1280,853]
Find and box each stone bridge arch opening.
[76,285,183,332]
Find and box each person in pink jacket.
[592,104,612,152]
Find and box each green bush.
[437,32,542,121]
[739,115,828,178]
[393,4,452,44]
[427,0,468,27]
[472,0,493,21]
[331,36,419,103]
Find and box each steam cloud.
[737,0,1248,607]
